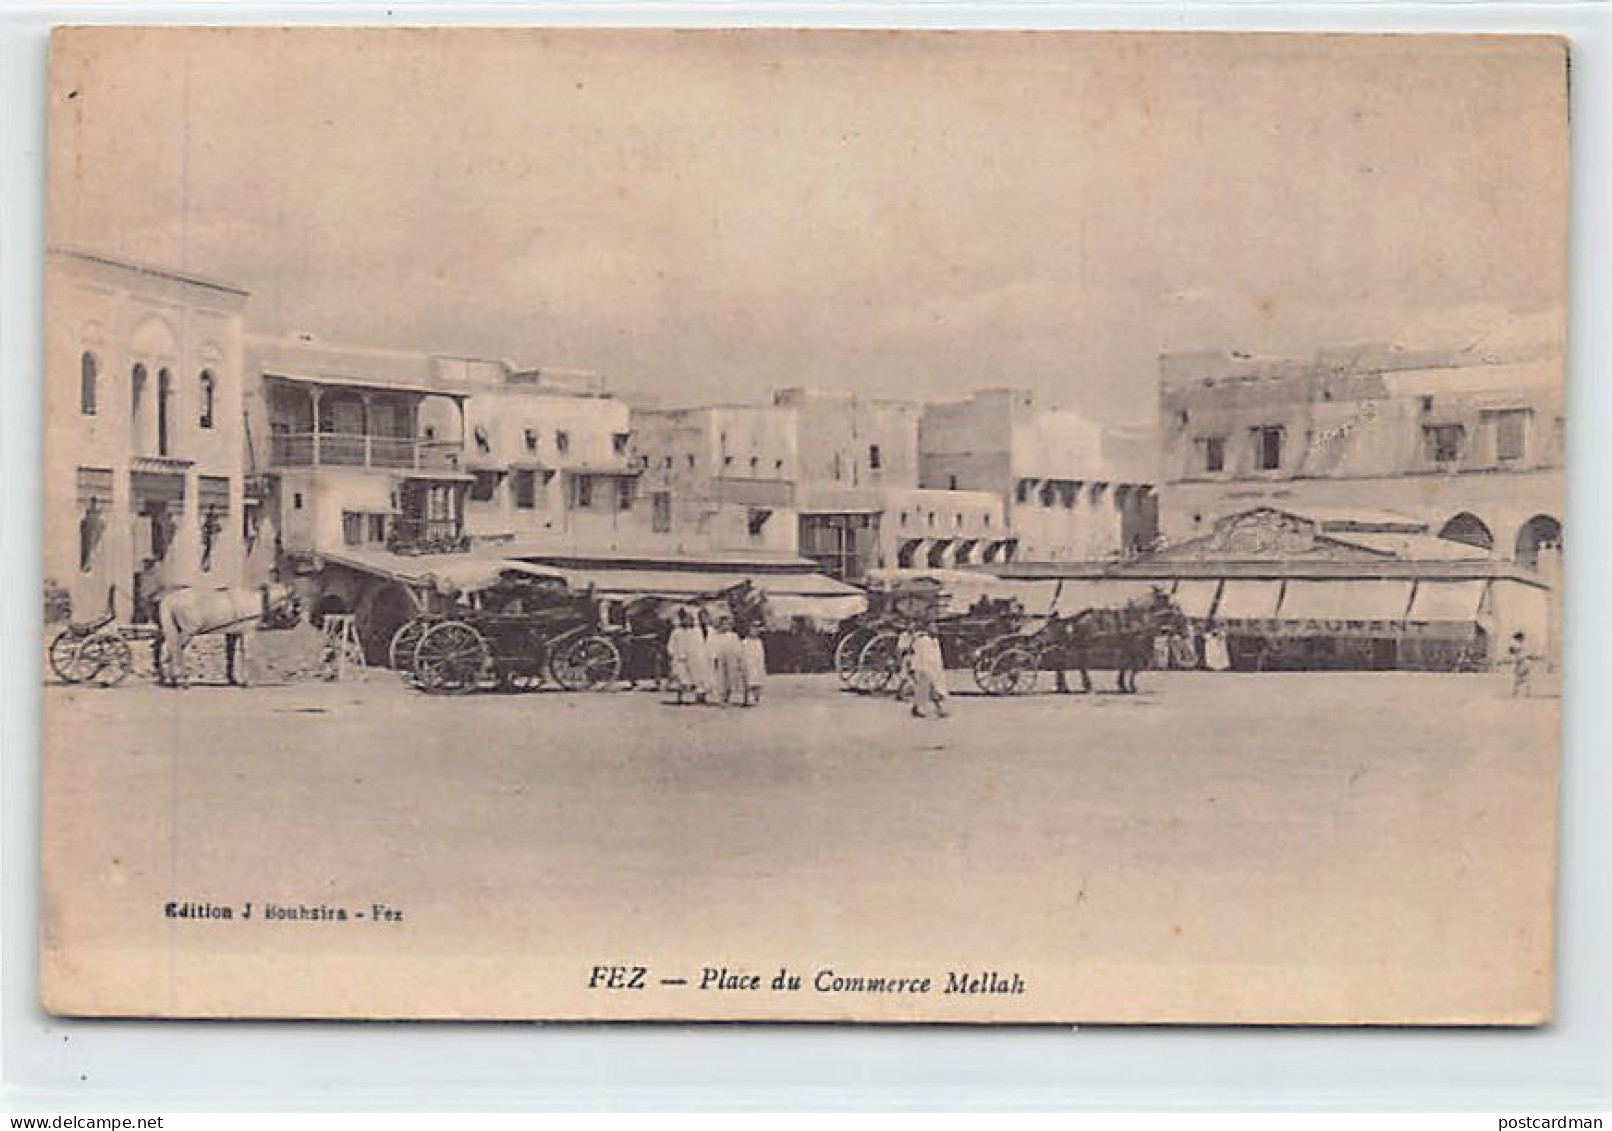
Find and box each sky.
[47,28,1568,424]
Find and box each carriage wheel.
[852,631,903,695]
[77,631,133,687]
[412,621,490,694]
[970,641,1009,693]
[388,617,432,676]
[553,635,622,691]
[834,628,871,685]
[49,630,90,683]
[980,646,1039,696]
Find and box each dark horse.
[1041,588,1188,694]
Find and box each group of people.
[664,608,767,707]
[1153,621,1232,672]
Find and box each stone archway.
[1438,512,1495,551]
[1514,514,1563,569]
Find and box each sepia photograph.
[39,27,1567,1023]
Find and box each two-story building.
[45,248,250,623]
[629,403,801,558]
[241,337,474,640]
[918,388,1159,564]
[441,360,646,553]
[1157,343,1566,569]
[777,388,1010,581]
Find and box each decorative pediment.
[1160,507,1389,563]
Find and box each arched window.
[130,363,148,451]
[156,368,173,457]
[80,352,98,415]
[198,370,216,430]
[1437,512,1494,551]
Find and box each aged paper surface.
[40,28,1566,1023]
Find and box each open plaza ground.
[40,667,1558,1023]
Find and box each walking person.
[908,619,950,719]
[1202,620,1231,672]
[665,608,703,705]
[1505,631,1538,698]
[739,622,768,706]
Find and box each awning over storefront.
[1278,579,1414,622]
[558,568,858,600]
[1215,580,1284,620]
[1407,579,1489,622]
[1170,579,1222,619]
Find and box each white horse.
[155,582,303,688]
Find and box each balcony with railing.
[269,431,464,472]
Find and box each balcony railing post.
[365,433,373,468]
[312,429,321,467]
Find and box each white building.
[44,248,250,622]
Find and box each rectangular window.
[513,470,536,509]
[652,490,672,533]
[616,478,634,512]
[555,430,570,456]
[367,514,388,543]
[1423,424,1465,464]
[1254,426,1284,471]
[523,427,539,454]
[342,512,364,547]
[1197,436,1226,473]
[1493,409,1529,461]
[470,471,499,502]
[868,444,882,470]
[612,432,630,457]
[575,475,593,509]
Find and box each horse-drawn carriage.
[48,582,305,688]
[389,561,770,695]
[969,587,1189,695]
[832,571,1189,698]
[833,570,1024,696]
[48,607,149,686]
[385,562,614,694]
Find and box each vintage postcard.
[40,28,1566,1023]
